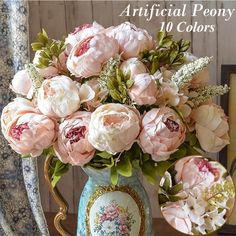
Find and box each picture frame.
[219,65,236,234]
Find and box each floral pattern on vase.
[93,200,135,235]
[77,167,154,236]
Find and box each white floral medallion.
[86,186,145,236]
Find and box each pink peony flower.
[88,103,140,154]
[65,22,104,50]
[139,107,186,161]
[54,111,95,166]
[107,22,154,59]
[67,34,119,78]
[11,70,33,97]
[162,202,193,235]
[5,112,56,157]
[1,98,36,138]
[129,73,158,105]
[175,156,219,188]
[191,103,229,152]
[120,57,146,79]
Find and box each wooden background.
[28,0,236,217]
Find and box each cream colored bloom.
[191,103,229,152]
[88,103,140,154]
[37,75,81,118]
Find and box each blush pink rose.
[5,112,56,157]
[67,34,119,78]
[191,103,229,152]
[54,111,95,166]
[175,156,220,188]
[11,70,33,97]
[139,107,186,161]
[1,98,36,138]
[107,22,154,59]
[88,104,140,154]
[162,202,193,235]
[65,22,104,50]
[129,73,158,105]
[120,58,146,79]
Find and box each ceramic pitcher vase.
[77,167,154,236]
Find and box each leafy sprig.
[140,31,190,74]
[43,147,70,188]
[99,55,134,103]
[31,29,66,69]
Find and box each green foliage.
[31,29,66,68]
[159,172,184,206]
[140,31,190,74]
[49,159,70,188]
[100,55,133,103]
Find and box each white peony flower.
[88,103,140,154]
[37,75,81,118]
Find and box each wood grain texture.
[28,1,236,217]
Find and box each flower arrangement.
[159,156,235,235]
[1,21,230,187]
[94,200,135,235]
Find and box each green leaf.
[158,193,169,205]
[169,146,187,160]
[169,195,183,202]
[96,151,113,159]
[168,183,183,195]
[189,133,197,146]
[155,161,172,177]
[126,79,134,89]
[31,42,43,51]
[49,159,70,188]
[141,160,157,185]
[162,176,171,192]
[110,167,119,185]
[157,31,166,45]
[162,38,173,48]
[51,175,61,188]
[116,155,132,177]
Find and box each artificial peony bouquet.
[1,21,230,186]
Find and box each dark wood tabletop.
[45,212,221,236]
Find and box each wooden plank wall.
[28,1,236,217]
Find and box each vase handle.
[44,154,71,236]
